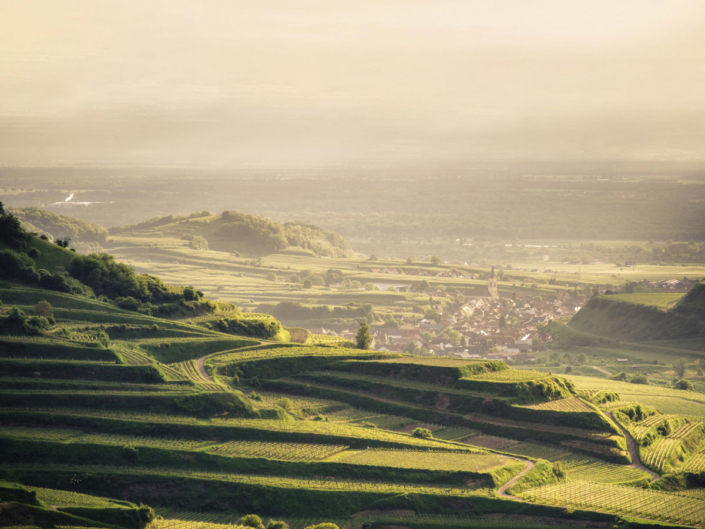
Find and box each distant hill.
[110,210,353,257]
[568,284,705,342]
[12,207,108,253]
[674,281,705,318]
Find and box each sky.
[1,0,704,167]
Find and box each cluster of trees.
[211,316,282,339]
[216,211,351,257]
[0,202,30,249]
[68,254,190,306]
[0,306,51,335]
[267,301,373,322]
[0,249,89,296]
[12,207,109,243]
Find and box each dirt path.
[592,366,612,376]
[605,411,660,482]
[196,356,214,382]
[496,460,535,499]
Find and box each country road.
[496,460,535,499]
[606,411,660,482]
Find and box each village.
[313,269,699,363]
[315,268,589,363]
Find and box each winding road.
[605,411,660,482]
[496,460,536,499]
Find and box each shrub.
[122,445,139,460]
[266,272,277,282]
[151,324,159,332]
[412,427,433,439]
[266,521,289,529]
[115,297,142,311]
[189,235,209,251]
[674,379,695,391]
[552,461,565,478]
[28,248,40,258]
[276,397,293,412]
[631,374,650,385]
[240,514,265,529]
[303,524,339,529]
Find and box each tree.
[265,272,277,282]
[498,314,507,330]
[430,255,441,265]
[302,279,313,289]
[673,359,688,379]
[34,300,54,320]
[183,286,198,301]
[356,322,372,350]
[577,353,587,365]
[406,257,414,264]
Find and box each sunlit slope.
[568,290,705,343]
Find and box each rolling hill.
[109,211,353,258]
[568,286,705,343]
[2,204,705,528]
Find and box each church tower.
[488,266,498,299]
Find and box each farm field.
[606,293,684,308]
[565,375,705,419]
[521,481,705,526]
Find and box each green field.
[607,293,684,308]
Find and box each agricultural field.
[566,375,705,419]
[606,293,684,308]
[208,441,348,461]
[522,397,595,413]
[329,448,511,473]
[521,481,705,526]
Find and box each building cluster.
[314,290,588,364]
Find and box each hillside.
[109,210,353,258]
[3,205,705,528]
[568,291,705,343]
[12,207,109,253]
[674,281,705,318]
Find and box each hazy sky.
[1,0,704,167]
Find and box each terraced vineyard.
[208,440,347,461]
[521,481,705,526]
[561,456,650,485]
[523,397,595,413]
[684,448,705,472]
[468,369,547,382]
[2,243,705,529]
[330,448,511,473]
[171,360,225,391]
[504,442,572,461]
